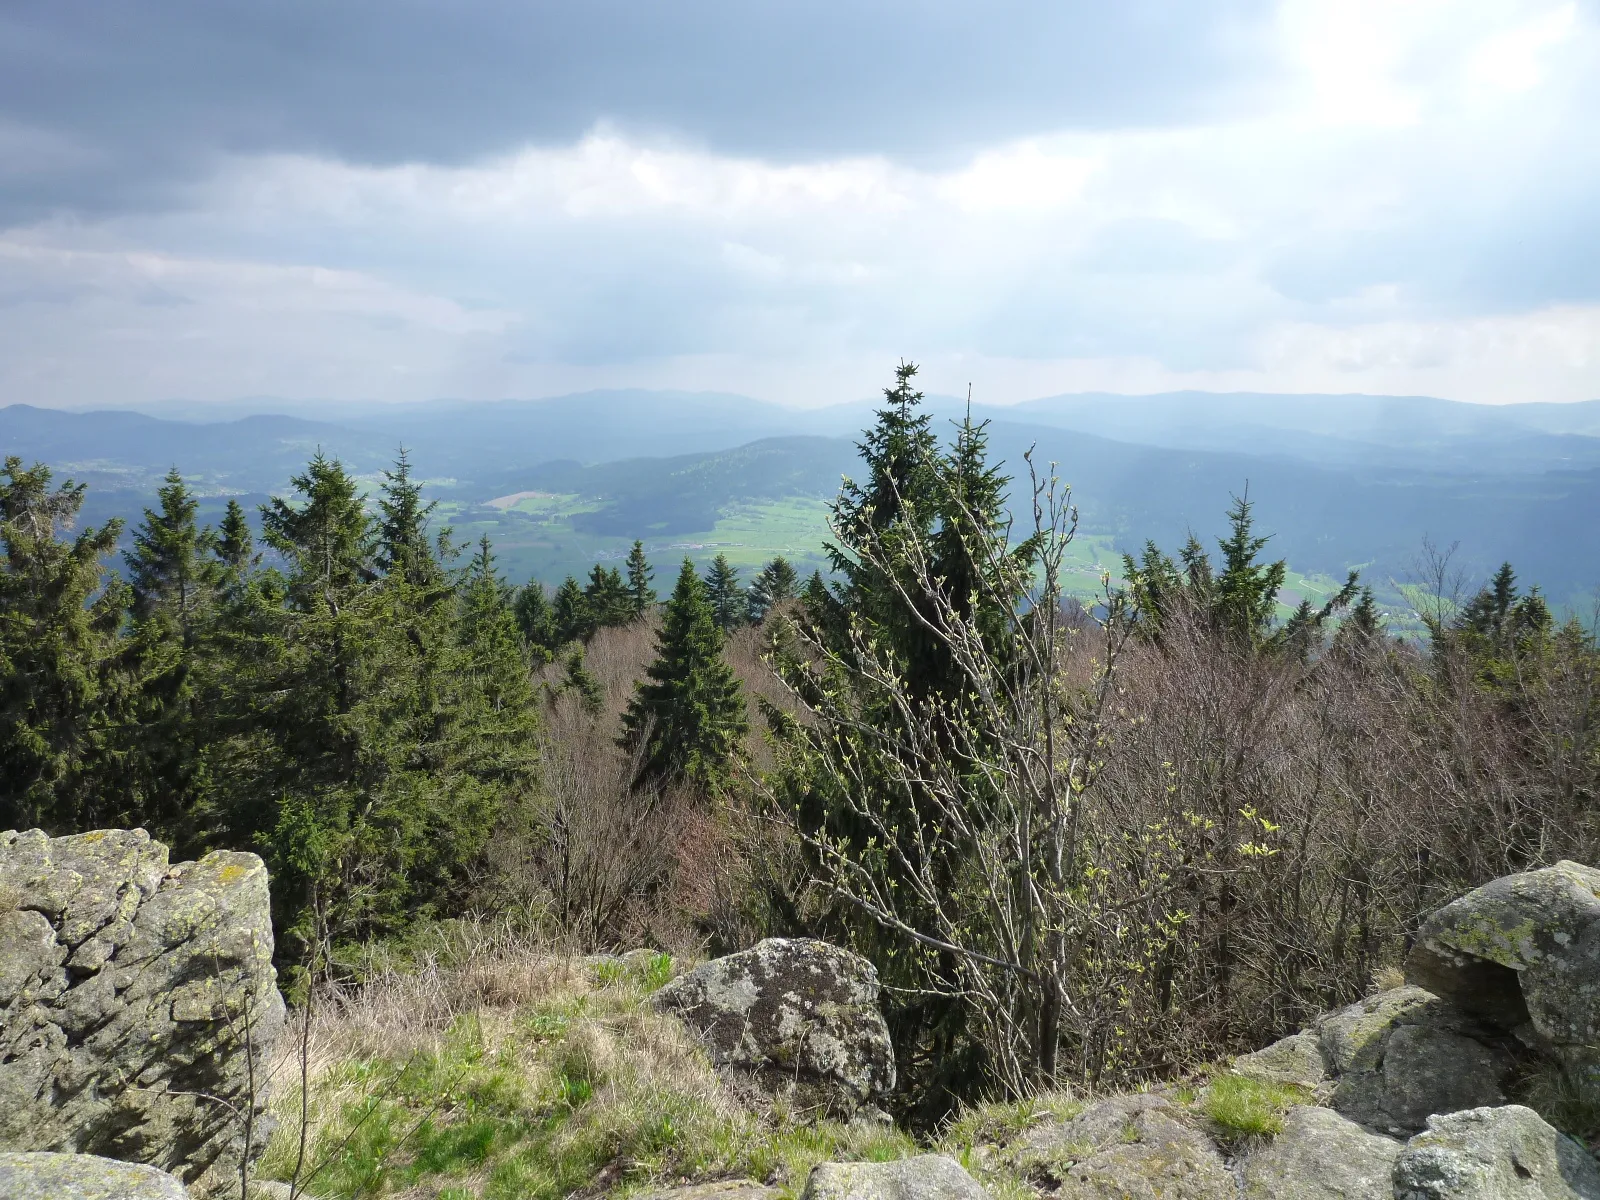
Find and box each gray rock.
[653,938,894,1118]
[1317,987,1511,1134]
[0,828,285,1197]
[1234,1030,1329,1090]
[634,1182,777,1200]
[1007,1095,1233,1199]
[1407,860,1600,1091]
[1392,1104,1600,1199]
[803,1155,987,1200]
[1241,1105,1403,1199]
[0,1152,188,1200]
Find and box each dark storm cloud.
[0,0,1276,220]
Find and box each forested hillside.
[4,365,1596,1117]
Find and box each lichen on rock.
[0,828,285,1196]
[653,937,895,1119]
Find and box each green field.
[425,488,1372,626]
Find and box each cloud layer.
[1,0,1597,408]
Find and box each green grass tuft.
[1198,1073,1307,1140]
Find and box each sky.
[2,0,1598,410]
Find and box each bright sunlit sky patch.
[2,0,1597,408]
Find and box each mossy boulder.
[1392,1104,1600,1199]
[653,938,894,1118]
[0,829,284,1196]
[1005,1094,1234,1199]
[1240,1105,1402,1199]
[1406,861,1600,1094]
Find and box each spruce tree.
[620,559,748,791]
[215,497,257,600]
[747,555,800,622]
[126,467,218,632]
[376,448,445,587]
[513,580,555,658]
[584,564,632,630]
[0,458,127,831]
[552,576,591,644]
[260,452,374,601]
[625,540,656,617]
[448,537,540,844]
[122,468,224,840]
[704,553,744,631]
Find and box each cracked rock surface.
[0,828,285,1196]
[653,937,895,1118]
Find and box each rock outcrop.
[1241,1105,1403,1199]
[653,937,895,1118]
[1406,861,1600,1093]
[0,828,285,1196]
[804,1155,988,1200]
[0,1151,189,1200]
[1392,1105,1600,1199]
[1234,986,1515,1135]
[1005,1094,1234,1199]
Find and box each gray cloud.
[0,1,1277,221]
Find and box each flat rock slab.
[1242,1105,1402,1199]
[0,1152,188,1200]
[803,1155,987,1200]
[1393,1104,1600,1199]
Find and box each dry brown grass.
[255,920,915,1200]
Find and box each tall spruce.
[513,580,555,658]
[747,555,800,622]
[122,468,224,840]
[704,553,744,631]
[375,448,445,588]
[584,564,632,631]
[1123,491,1357,655]
[552,576,591,644]
[625,540,656,617]
[620,558,748,791]
[0,459,128,831]
[126,467,218,632]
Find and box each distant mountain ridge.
[4,389,1597,608]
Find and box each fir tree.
[451,536,541,809]
[926,409,1035,687]
[625,540,656,617]
[747,555,800,622]
[704,553,744,631]
[1123,490,1357,655]
[620,559,748,791]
